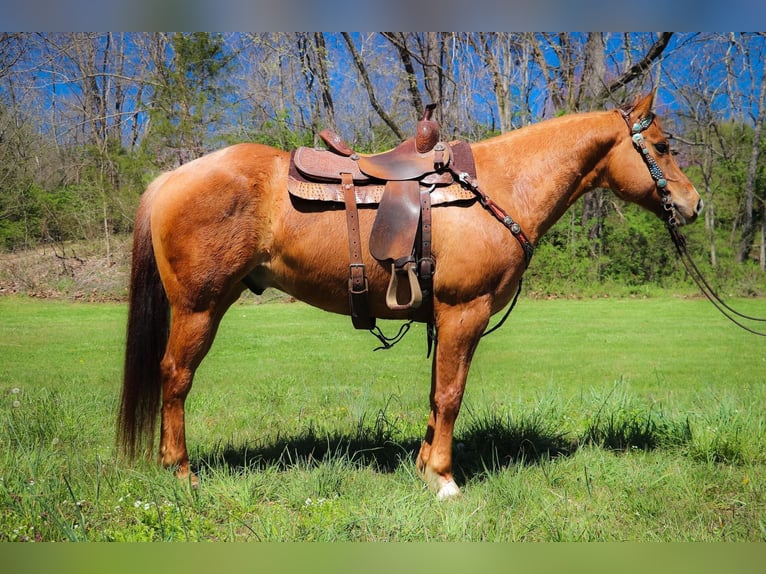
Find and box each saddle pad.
[287,175,477,206]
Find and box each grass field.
[0,294,764,541]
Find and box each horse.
[117,91,702,500]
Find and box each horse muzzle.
[673,193,703,226]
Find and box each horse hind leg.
[157,303,232,484]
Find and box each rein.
[668,227,766,336]
[623,109,766,337]
[367,165,534,351]
[454,170,535,337]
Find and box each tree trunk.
[341,32,404,140]
[473,33,514,133]
[737,61,766,262]
[421,32,443,109]
[597,32,673,101]
[580,34,608,252]
[760,215,765,271]
[382,32,425,118]
[313,33,336,130]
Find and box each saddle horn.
[416,103,440,154]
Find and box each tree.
[528,33,674,262]
[466,33,527,133]
[142,32,235,169]
[668,33,766,274]
[0,33,24,80]
[297,32,336,134]
[1,32,764,294]
[735,33,766,266]
[342,32,405,141]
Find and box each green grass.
[0,295,765,541]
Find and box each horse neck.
[473,110,622,242]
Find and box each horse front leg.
[417,300,490,500]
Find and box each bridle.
[621,110,681,229]
[374,108,765,351]
[622,108,766,337]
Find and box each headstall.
[620,109,680,230]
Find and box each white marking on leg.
[437,480,461,500]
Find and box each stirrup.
[385,261,423,311]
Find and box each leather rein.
[367,153,534,351]
[451,169,534,338]
[622,109,766,337]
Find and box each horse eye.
[654,142,670,155]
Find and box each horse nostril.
[696,198,704,214]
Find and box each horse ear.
[630,90,656,118]
[621,91,656,120]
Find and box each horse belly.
[264,206,409,319]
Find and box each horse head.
[608,91,703,226]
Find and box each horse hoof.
[419,463,461,500]
[436,480,461,501]
[174,468,199,488]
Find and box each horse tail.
[117,184,169,462]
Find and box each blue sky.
[2,0,766,32]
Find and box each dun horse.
[118,92,702,499]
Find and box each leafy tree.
[142,33,235,169]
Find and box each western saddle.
[287,104,478,332]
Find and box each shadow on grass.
[193,410,578,486]
[192,404,737,486]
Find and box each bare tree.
[596,32,673,102]
[342,32,405,141]
[735,33,766,265]
[382,32,425,117]
[468,33,521,133]
[529,34,674,255]
[0,33,24,80]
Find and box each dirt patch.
[0,235,292,305]
[0,236,132,302]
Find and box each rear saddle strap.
[342,173,375,330]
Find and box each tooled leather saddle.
[287,104,478,331]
